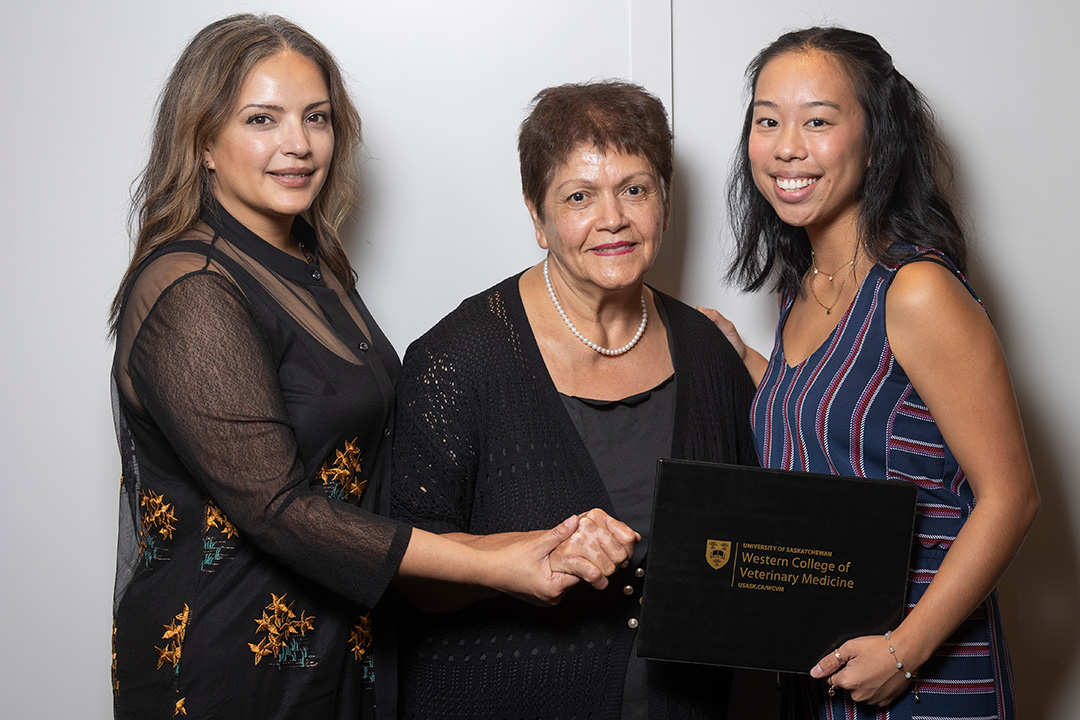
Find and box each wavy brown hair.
[110,13,362,333]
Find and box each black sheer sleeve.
[127,270,410,608]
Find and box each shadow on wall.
[340,153,378,274]
[646,147,691,299]
[933,119,1080,716]
[965,260,1079,720]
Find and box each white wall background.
[1,1,1075,717]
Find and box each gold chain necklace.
[810,249,855,281]
[808,247,859,315]
[294,237,315,263]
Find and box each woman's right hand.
[396,512,638,610]
[491,510,638,605]
[548,508,640,590]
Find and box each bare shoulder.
[888,258,985,327]
[888,258,976,311]
[885,259,998,371]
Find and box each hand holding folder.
[638,460,916,673]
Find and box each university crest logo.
[706,540,732,570]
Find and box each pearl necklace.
[543,258,647,356]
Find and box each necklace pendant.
[826,308,832,315]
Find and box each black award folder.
[637,459,917,673]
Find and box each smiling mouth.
[270,171,314,178]
[775,177,818,191]
[591,241,636,255]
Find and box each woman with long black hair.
[707,26,1039,718]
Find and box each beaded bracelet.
[883,630,913,679]
[884,630,920,703]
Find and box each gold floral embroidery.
[112,622,119,697]
[201,500,238,571]
[204,501,239,538]
[317,438,366,500]
[174,697,187,716]
[139,490,177,565]
[142,490,178,539]
[155,604,189,671]
[349,614,373,660]
[249,593,316,667]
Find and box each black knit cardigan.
[390,273,758,719]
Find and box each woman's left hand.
[696,305,768,386]
[548,508,640,589]
[811,635,912,707]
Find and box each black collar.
[201,199,323,285]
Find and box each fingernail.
[810,664,824,678]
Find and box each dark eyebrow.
[619,171,657,185]
[805,100,842,111]
[238,100,331,114]
[553,170,655,193]
[552,177,597,194]
[752,99,843,111]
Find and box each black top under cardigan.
[390,273,758,719]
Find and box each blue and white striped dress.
[752,251,1016,719]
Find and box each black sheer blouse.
[111,201,411,719]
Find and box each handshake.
[498,508,641,608]
[397,508,640,612]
